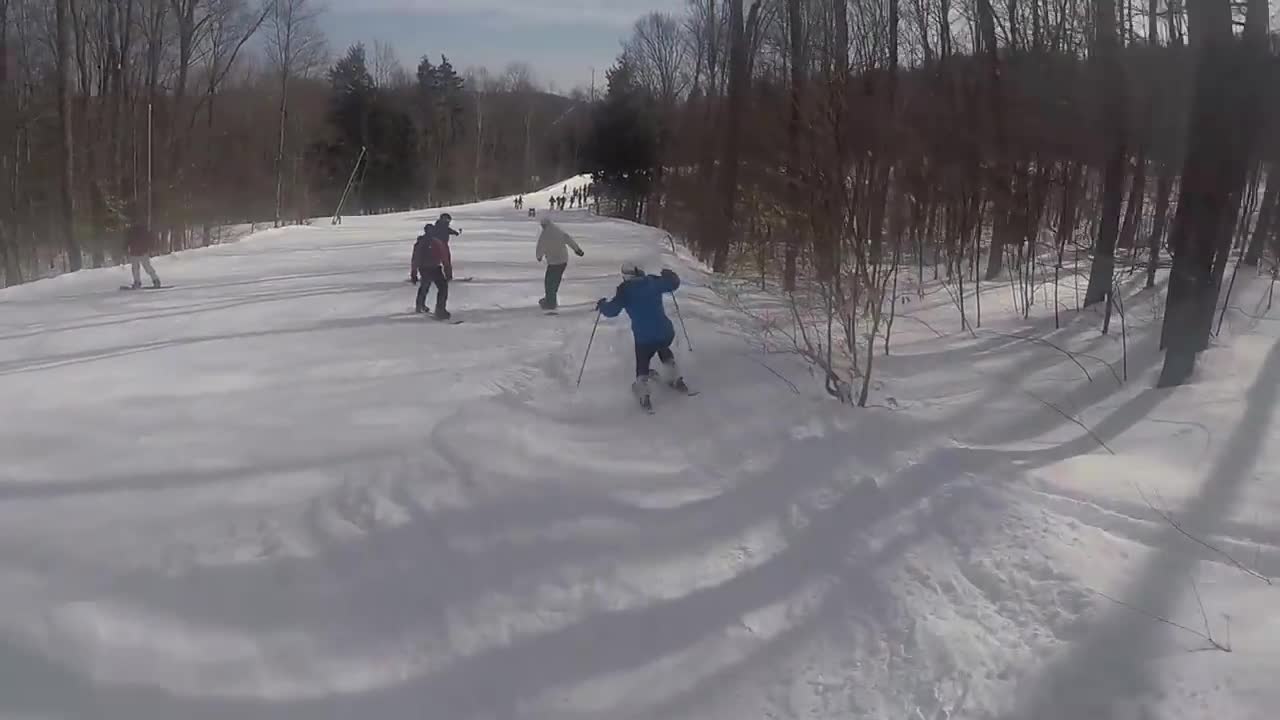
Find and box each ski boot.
[660,359,691,394]
[632,375,654,413]
[434,309,452,321]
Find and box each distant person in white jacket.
[535,217,583,310]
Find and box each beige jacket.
[535,220,583,265]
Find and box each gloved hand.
[596,298,607,312]
[575,248,585,257]
[409,274,418,285]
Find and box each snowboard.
[411,308,464,324]
[119,285,173,291]
[409,276,471,284]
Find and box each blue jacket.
[599,270,681,344]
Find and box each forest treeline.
[5,0,1274,390]
[580,0,1276,392]
[0,0,590,286]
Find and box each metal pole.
[576,311,602,388]
[332,145,366,224]
[147,102,153,228]
[671,293,693,352]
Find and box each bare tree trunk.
[1159,0,1259,386]
[976,0,1013,283]
[783,0,802,293]
[473,95,483,201]
[713,0,757,272]
[1118,153,1147,249]
[0,0,18,285]
[1085,0,1126,306]
[1244,163,1277,266]
[1146,168,1172,287]
[55,0,80,272]
[1234,161,1262,248]
[275,69,289,227]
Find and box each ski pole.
[671,294,693,352]
[576,311,602,388]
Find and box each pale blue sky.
[321,0,686,94]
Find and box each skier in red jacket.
[411,214,461,319]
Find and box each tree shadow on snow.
[1005,339,1280,720]
[0,300,425,377]
[0,446,996,720]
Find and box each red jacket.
[412,234,450,272]
[411,223,458,273]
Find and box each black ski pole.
[671,294,693,352]
[577,311,602,388]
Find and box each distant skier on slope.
[596,264,690,410]
[125,214,163,289]
[535,217,584,310]
[411,214,461,319]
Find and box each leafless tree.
[56,0,80,271]
[267,0,325,227]
[625,12,693,109]
[197,0,270,241]
[373,39,404,89]
[1083,0,1127,306]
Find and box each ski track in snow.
[2,178,1278,720]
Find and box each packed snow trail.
[2,180,1279,719]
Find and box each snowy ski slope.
[2,179,1278,719]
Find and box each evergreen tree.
[416,55,467,201]
[324,43,418,213]
[582,57,659,221]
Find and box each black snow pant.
[635,338,675,378]
[416,266,449,314]
[542,263,567,308]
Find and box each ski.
[431,317,464,325]
[119,285,173,291]
[632,384,656,414]
[454,277,474,283]
[647,371,697,396]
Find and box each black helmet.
[439,213,452,224]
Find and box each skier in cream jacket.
[535,217,583,310]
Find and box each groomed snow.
[1,179,1277,719]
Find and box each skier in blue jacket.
[597,263,689,406]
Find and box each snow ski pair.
[633,371,696,414]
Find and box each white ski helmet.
[621,262,645,278]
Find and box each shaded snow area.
[2,181,1278,720]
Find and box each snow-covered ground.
[1,179,1277,720]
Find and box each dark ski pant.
[543,263,567,308]
[635,338,675,378]
[416,266,449,314]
